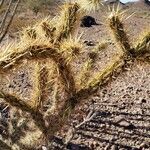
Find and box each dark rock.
[141,99,146,103]
[137,98,147,105]
[80,16,99,27]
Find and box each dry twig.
[65,110,97,145]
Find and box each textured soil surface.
[0,1,150,150]
[53,61,150,150]
[51,1,150,150]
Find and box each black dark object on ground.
[80,16,99,27]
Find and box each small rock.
[141,99,147,103]
[137,98,147,105]
[145,0,150,6]
[115,116,124,123]
[115,116,136,130]
[41,146,47,150]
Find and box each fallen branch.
[65,110,97,145]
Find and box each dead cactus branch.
[109,6,150,58]
[58,55,125,131]
[0,91,35,113]
[42,22,56,40]
[0,1,150,148]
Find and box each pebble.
[141,99,147,103]
[115,116,136,130]
[42,146,47,150]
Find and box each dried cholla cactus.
[0,2,149,150]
